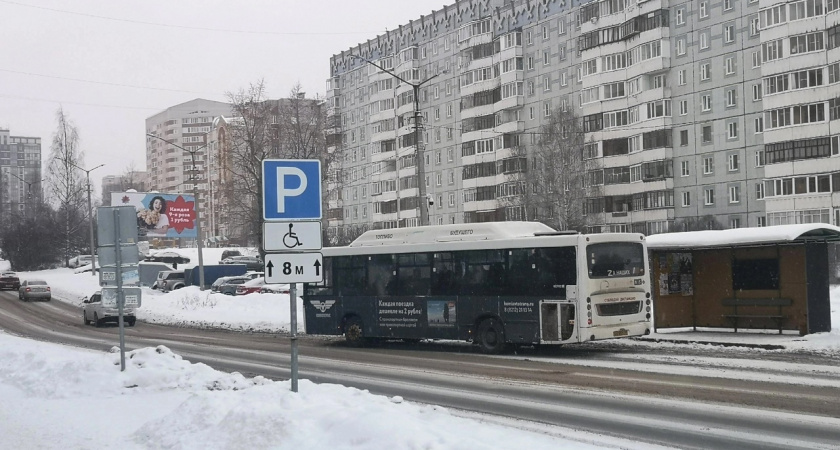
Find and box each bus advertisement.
[304,222,651,353]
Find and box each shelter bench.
[721,298,792,334]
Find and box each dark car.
[219,249,242,263]
[217,276,251,295]
[0,271,20,290]
[221,255,263,271]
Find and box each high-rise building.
[326,0,840,235]
[145,99,232,236]
[101,171,149,206]
[0,128,42,218]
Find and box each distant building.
[0,128,42,218]
[326,0,840,235]
[145,99,232,237]
[100,171,149,206]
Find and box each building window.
[702,125,712,143]
[755,116,764,133]
[682,191,691,207]
[728,153,740,171]
[679,100,688,116]
[726,89,737,107]
[704,188,715,205]
[702,94,712,111]
[728,122,739,139]
[681,160,690,176]
[753,84,762,101]
[729,185,741,203]
[700,1,708,18]
[703,156,714,174]
[724,0,733,11]
[756,182,765,199]
[701,63,711,81]
[677,38,686,55]
[700,31,709,49]
[730,217,741,229]
[676,8,685,25]
[678,70,686,86]
[725,57,736,75]
[725,24,735,43]
[755,149,765,167]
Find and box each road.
[2,290,839,450]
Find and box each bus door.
[539,286,577,342]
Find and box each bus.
[304,222,651,353]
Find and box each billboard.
[111,192,197,238]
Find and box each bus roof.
[348,221,558,247]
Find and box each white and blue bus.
[304,222,651,353]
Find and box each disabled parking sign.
[262,160,322,220]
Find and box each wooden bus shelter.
[646,224,840,335]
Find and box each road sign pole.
[113,208,126,372]
[290,283,298,392]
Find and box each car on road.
[210,272,262,293]
[82,290,136,327]
[216,276,251,295]
[0,271,20,290]
[18,279,51,301]
[218,249,242,263]
[152,270,186,292]
[220,255,263,271]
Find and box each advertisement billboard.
[111,192,197,239]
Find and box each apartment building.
[326,0,839,235]
[100,172,149,206]
[145,99,232,235]
[0,128,42,218]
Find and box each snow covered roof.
[646,224,840,250]
[349,221,557,247]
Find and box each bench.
[721,298,792,334]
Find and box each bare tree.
[505,106,591,232]
[45,107,88,263]
[673,215,725,232]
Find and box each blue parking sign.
[262,159,322,220]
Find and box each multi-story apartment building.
[100,171,149,206]
[145,99,232,238]
[0,128,42,218]
[326,0,838,236]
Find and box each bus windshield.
[587,242,645,278]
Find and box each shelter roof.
[646,224,840,250]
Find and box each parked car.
[216,276,251,295]
[82,290,136,327]
[235,277,269,295]
[210,272,262,292]
[68,255,95,269]
[219,249,242,263]
[18,279,51,301]
[259,283,290,294]
[0,271,20,290]
[220,255,263,271]
[152,270,186,292]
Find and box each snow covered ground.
[1,248,838,449]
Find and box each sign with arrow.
[263,252,324,284]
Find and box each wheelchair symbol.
[282,223,303,248]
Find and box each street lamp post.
[146,132,209,290]
[350,54,444,227]
[70,162,105,276]
[6,172,44,215]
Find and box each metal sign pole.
[290,283,299,392]
[113,208,126,371]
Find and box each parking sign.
[262,160,322,220]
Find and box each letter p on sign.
[262,160,322,220]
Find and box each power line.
[0,68,218,95]
[0,0,386,36]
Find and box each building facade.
[145,99,232,237]
[326,0,840,235]
[0,128,42,218]
[100,171,150,206]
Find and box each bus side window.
[507,249,534,296]
[432,252,457,296]
[533,248,577,296]
[396,253,431,296]
[335,255,366,296]
[367,254,395,296]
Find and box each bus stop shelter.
[646,224,840,335]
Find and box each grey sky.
[0,0,448,193]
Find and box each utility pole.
[146,132,210,290]
[70,162,105,276]
[6,172,44,217]
[350,55,445,227]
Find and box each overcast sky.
[0,0,448,193]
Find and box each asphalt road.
[2,290,839,450]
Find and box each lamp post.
[146,132,210,290]
[350,54,444,227]
[70,162,105,276]
[6,172,44,216]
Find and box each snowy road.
[2,290,840,449]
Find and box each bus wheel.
[476,318,506,354]
[344,317,365,347]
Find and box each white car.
[68,255,94,269]
[82,291,136,327]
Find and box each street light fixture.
[70,162,105,276]
[350,54,445,227]
[146,132,210,291]
[6,172,45,204]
